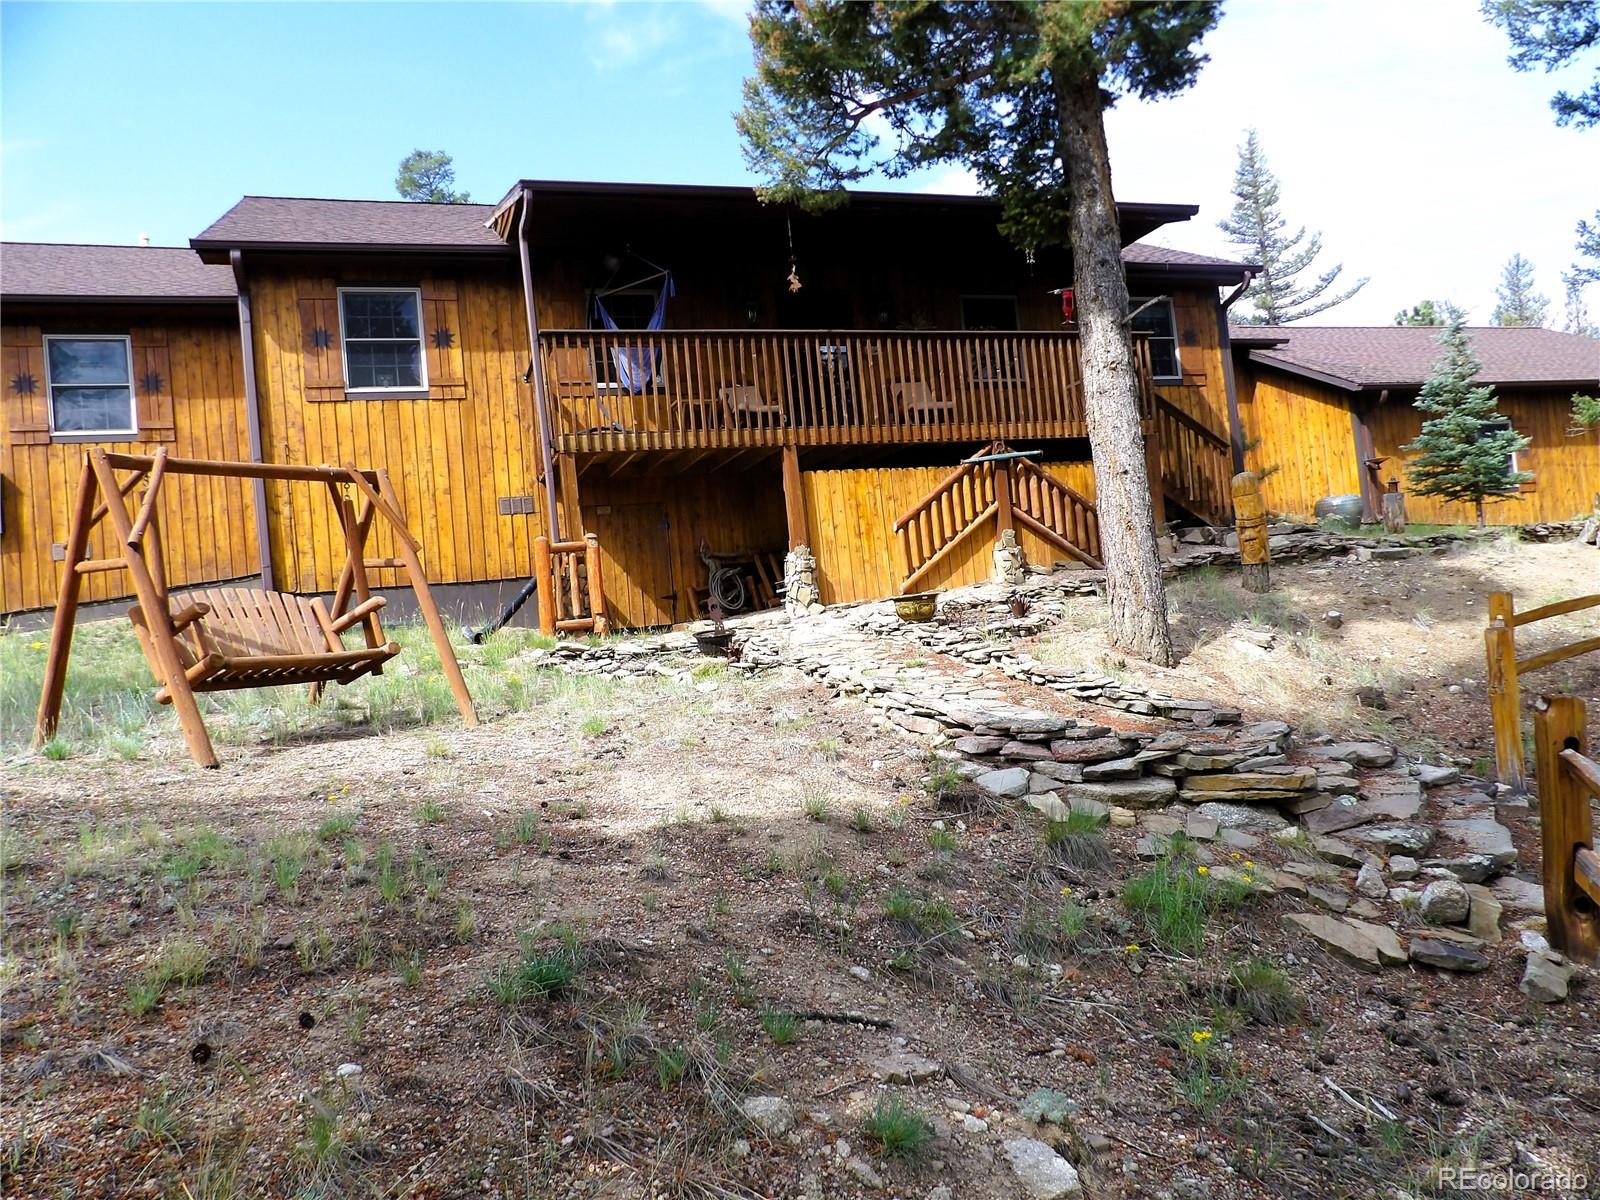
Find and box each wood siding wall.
[1,315,258,613]
[1152,291,1230,439]
[801,462,1098,605]
[1235,370,1363,518]
[1369,388,1599,524]
[247,265,545,595]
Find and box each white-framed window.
[338,287,427,392]
[45,334,137,437]
[1129,297,1182,383]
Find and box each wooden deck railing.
[1153,396,1233,525]
[1485,590,1600,791]
[533,533,609,638]
[539,329,1156,453]
[892,455,998,593]
[1533,696,1600,963]
[1012,457,1102,567]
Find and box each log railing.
[1485,589,1600,791]
[891,443,1104,592]
[1012,457,1102,567]
[892,454,998,594]
[533,533,609,638]
[1533,696,1600,963]
[539,329,1156,453]
[1153,396,1233,525]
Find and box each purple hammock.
[594,274,676,394]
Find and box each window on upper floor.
[45,335,137,437]
[1129,297,1182,383]
[338,288,427,392]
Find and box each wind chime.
[785,214,803,293]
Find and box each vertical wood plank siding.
[1235,371,1363,518]
[1,318,258,613]
[801,463,1098,604]
[248,269,543,594]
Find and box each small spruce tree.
[396,150,470,204]
[1393,299,1465,326]
[1402,320,1532,526]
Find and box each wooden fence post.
[1232,471,1270,593]
[584,532,608,637]
[534,535,556,639]
[1485,591,1523,793]
[1381,479,1407,533]
[1533,696,1600,962]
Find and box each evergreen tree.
[1394,299,1465,326]
[1562,275,1600,335]
[1402,320,1533,526]
[737,1,1223,667]
[1482,0,1600,127]
[1491,253,1551,325]
[1218,131,1367,324]
[396,150,470,203]
[1571,210,1600,285]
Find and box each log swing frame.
[34,449,479,767]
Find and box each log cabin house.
[2,179,1593,629]
[1231,325,1599,525]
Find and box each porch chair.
[893,381,955,423]
[34,448,478,768]
[719,384,783,428]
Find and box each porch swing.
[33,449,479,767]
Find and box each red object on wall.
[1060,288,1076,323]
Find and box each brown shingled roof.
[1122,242,1253,272]
[2,242,235,303]
[192,196,506,253]
[1233,324,1600,390]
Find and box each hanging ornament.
[785,215,803,293]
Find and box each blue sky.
[3,0,1596,325]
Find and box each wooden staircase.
[892,442,1102,592]
[1152,396,1234,526]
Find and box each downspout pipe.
[230,250,274,590]
[466,189,559,642]
[1217,268,1255,474]
[517,185,561,544]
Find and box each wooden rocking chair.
[35,449,479,767]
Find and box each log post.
[534,535,556,639]
[993,460,1014,535]
[34,458,98,746]
[584,532,608,636]
[1533,696,1600,963]
[1381,479,1407,534]
[1232,471,1271,594]
[1143,433,1167,530]
[781,444,809,550]
[1486,591,1523,793]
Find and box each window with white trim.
[45,335,137,436]
[338,288,427,391]
[1129,297,1182,382]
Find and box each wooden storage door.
[582,502,676,629]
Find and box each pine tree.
[1482,0,1600,128]
[396,150,470,204]
[1218,130,1367,324]
[1491,253,1551,325]
[1562,275,1599,335]
[1393,299,1465,326]
[1572,210,1600,285]
[1402,320,1533,526]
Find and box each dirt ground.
[2,537,1597,1199]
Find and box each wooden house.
[1231,325,1599,525]
[4,180,1251,628]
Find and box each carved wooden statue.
[1232,471,1271,594]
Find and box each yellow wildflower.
[1241,874,1254,885]
[1191,1030,1213,1044]
[1124,943,1140,954]
[29,641,46,650]
[1060,885,1073,896]
[1244,861,1255,870]
[1196,865,1210,876]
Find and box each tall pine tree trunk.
[1055,75,1175,667]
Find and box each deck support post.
[781,444,808,550]
[557,453,583,539]
[1143,432,1167,530]
[584,532,609,636]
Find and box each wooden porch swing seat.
[35,449,478,767]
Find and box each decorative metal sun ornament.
[310,328,333,349]
[141,372,164,394]
[11,373,36,395]
[431,328,455,349]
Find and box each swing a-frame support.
[35,450,479,768]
